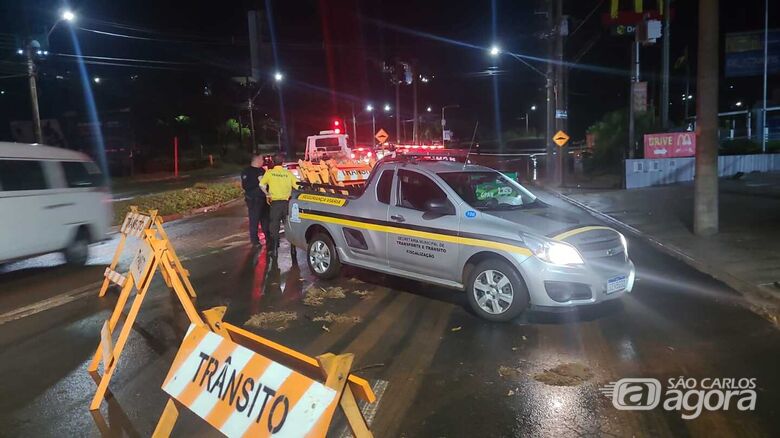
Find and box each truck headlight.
[523,235,584,265]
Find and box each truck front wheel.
[307,233,341,279]
[466,259,529,322]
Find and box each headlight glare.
[523,235,584,265]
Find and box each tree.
[586,109,658,173]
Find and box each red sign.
[643,132,696,158]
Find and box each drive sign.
[643,132,696,158]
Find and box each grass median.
[113,181,243,225]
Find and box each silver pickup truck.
[286,157,635,321]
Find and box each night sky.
[0,0,776,150]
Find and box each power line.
[77,26,243,46]
[53,52,198,65]
[55,57,194,71]
[85,18,241,44]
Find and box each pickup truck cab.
[286,157,635,321]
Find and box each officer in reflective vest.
[260,153,299,257]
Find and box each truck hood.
[481,203,592,237]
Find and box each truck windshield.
[438,171,538,211]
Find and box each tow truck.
[285,154,635,322]
[295,128,471,191]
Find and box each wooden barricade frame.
[99,207,196,299]
[88,229,205,411]
[151,306,376,438]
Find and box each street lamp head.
[93,77,101,84]
[62,10,76,22]
[489,45,500,56]
[426,106,432,112]
[530,105,537,111]
[366,104,374,112]
[735,101,743,107]
[273,72,283,82]
[383,104,391,112]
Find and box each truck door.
[386,169,460,281]
[338,169,393,266]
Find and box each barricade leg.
[89,277,135,376]
[99,233,127,297]
[155,219,197,298]
[90,261,156,411]
[152,398,180,437]
[159,251,204,326]
[317,353,373,438]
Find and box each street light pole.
[25,42,42,144]
[23,10,75,145]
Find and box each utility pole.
[661,0,671,129]
[628,32,640,159]
[762,0,768,152]
[248,98,257,153]
[395,78,401,143]
[545,0,555,184]
[694,0,719,236]
[554,0,567,186]
[412,62,419,143]
[25,42,43,144]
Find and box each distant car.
[287,157,635,321]
[0,142,111,266]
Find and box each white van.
[0,142,111,265]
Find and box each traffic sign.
[375,129,389,144]
[553,130,570,147]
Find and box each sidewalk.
[551,172,780,324]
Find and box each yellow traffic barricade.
[152,307,376,438]
[100,207,195,299]
[88,228,205,411]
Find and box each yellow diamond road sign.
[553,130,570,147]
[375,128,389,144]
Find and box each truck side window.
[398,170,447,211]
[376,170,393,204]
[0,159,48,191]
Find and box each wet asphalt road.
[0,192,778,437]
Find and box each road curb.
[549,188,779,326]
[109,197,243,234]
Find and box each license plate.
[606,275,627,294]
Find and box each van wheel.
[307,233,341,279]
[64,228,90,266]
[466,259,529,322]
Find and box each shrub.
[113,181,242,225]
[720,139,761,155]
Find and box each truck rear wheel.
[466,259,528,322]
[307,233,341,280]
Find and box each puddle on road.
[498,365,526,380]
[533,362,593,386]
[303,285,346,306]
[312,312,362,324]
[244,311,298,331]
[351,289,373,299]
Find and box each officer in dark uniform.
[241,155,269,246]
